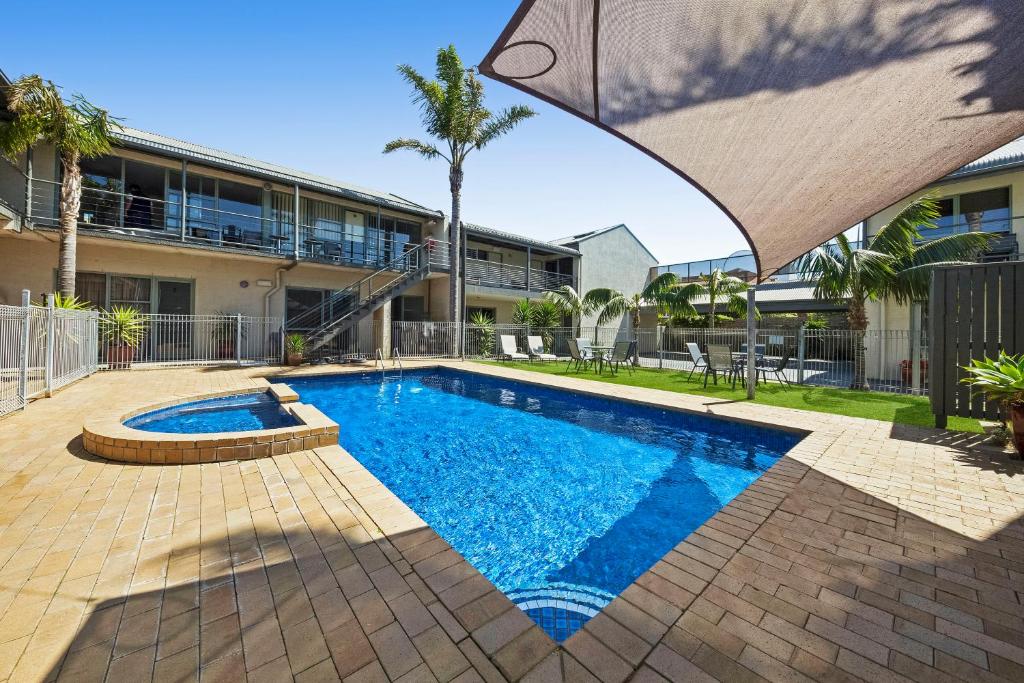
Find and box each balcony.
[18,172,449,271]
[465,257,573,292]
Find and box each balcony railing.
[19,173,448,270]
[464,257,573,292]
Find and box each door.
[155,281,193,360]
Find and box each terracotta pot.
[286,352,303,367]
[107,344,135,370]
[1011,403,1024,457]
[217,341,235,360]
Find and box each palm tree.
[0,75,119,297]
[384,46,536,331]
[543,284,592,336]
[800,194,992,390]
[586,273,680,360]
[686,269,752,328]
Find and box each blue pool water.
[125,392,297,433]
[276,369,801,641]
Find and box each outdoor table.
[304,238,325,259]
[269,234,290,254]
[591,345,614,374]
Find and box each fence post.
[910,306,922,395]
[236,314,243,366]
[18,290,30,409]
[658,325,664,370]
[44,294,55,397]
[797,326,806,384]
[746,288,756,398]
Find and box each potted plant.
[212,312,238,360]
[961,352,1024,455]
[285,333,307,366]
[99,306,146,369]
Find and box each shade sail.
[479,0,1024,278]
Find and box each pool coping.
[260,361,838,679]
[81,378,338,464]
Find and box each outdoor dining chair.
[755,348,794,388]
[498,335,529,362]
[605,340,636,375]
[527,335,557,361]
[686,342,707,380]
[704,344,739,389]
[566,338,595,372]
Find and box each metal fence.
[392,322,928,394]
[1,295,100,417]
[100,314,283,369]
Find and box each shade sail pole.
[746,287,756,400]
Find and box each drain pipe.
[264,260,299,319]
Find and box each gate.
[929,262,1024,427]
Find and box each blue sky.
[3,1,750,265]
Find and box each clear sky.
[3,0,752,265]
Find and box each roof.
[552,223,659,263]
[114,127,442,219]
[481,0,1024,280]
[464,222,580,255]
[945,135,1024,179]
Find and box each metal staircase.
[289,242,435,357]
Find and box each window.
[76,272,107,308]
[218,179,263,240]
[79,156,122,227]
[392,296,426,322]
[109,276,152,313]
[467,248,502,263]
[922,187,1011,238]
[286,288,325,329]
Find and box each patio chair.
[566,338,595,372]
[605,340,636,375]
[685,342,707,380]
[527,335,557,361]
[498,335,529,362]
[755,348,794,388]
[703,344,739,389]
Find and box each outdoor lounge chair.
[498,335,529,362]
[703,344,738,389]
[605,340,636,375]
[755,348,794,387]
[566,338,595,372]
[527,335,557,361]
[686,342,707,380]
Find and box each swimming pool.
[277,369,801,641]
[125,392,298,433]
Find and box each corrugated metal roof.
[945,135,1024,178]
[464,222,580,255]
[114,127,443,219]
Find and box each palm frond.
[869,194,940,258]
[543,285,591,317]
[382,138,449,162]
[476,105,537,149]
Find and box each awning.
[479,1,1024,279]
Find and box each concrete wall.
[575,226,658,330]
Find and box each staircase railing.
[289,240,436,333]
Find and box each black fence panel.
[930,262,1024,427]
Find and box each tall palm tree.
[800,194,992,390]
[384,45,536,330]
[0,75,119,297]
[543,284,592,336]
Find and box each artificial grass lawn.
[477,360,983,434]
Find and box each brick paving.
[0,362,1022,681]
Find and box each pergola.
[479,0,1024,280]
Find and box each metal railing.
[100,313,283,369]
[464,258,573,292]
[17,171,439,270]
[389,322,928,395]
[1,293,100,417]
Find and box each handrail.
[295,241,437,338]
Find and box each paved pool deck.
[0,361,1022,682]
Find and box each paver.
[0,362,1021,681]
